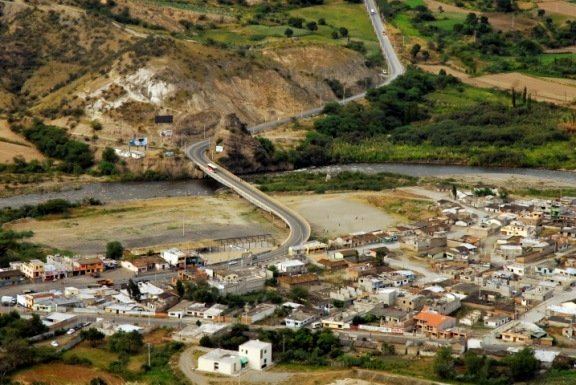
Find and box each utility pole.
[148,343,151,367]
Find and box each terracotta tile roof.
[414,310,454,328]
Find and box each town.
[2,185,576,382]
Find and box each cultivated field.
[6,195,287,255]
[14,363,123,385]
[419,65,576,105]
[0,120,45,163]
[537,0,576,17]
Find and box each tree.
[108,331,143,354]
[287,17,303,29]
[290,286,309,301]
[199,335,213,347]
[451,184,457,199]
[463,351,485,377]
[89,378,108,385]
[306,21,318,31]
[433,347,455,379]
[338,27,349,38]
[102,147,119,164]
[90,121,103,131]
[503,348,539,382]
[176,280,185,298]
[537,9,545,17]
[106,241,123,260]
[421,50,430,61]
[410,44,421,59]
[81,328,105,347]
[331,30,339,39]
[318,18,326,25]
[127,279,141,302]
[284,28,294,38]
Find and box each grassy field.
[392,13,422,37]
[539,52,576,64]
[428,12,467,31]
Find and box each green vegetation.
[253,171,417,193]
[12,120,94,173]
[294,68,576,169]
[384,0,576,77]
[0,198,101,267]
[105,241,124,260]
[0,311,57,376]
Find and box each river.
[1,163,574,208]
[293,163,576,185]
[0,179,216,208]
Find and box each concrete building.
[241,303,276,324]
[198,349,244,375]
[275,260,306,275]
[284,311,316,329]
[238,340,272,370]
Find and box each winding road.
[186,0,405,263]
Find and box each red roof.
[414,310,454,328]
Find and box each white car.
[50,340,59,347]
[66,328,76,335]
[370,8,376,14]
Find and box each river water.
[0,179,216,208]
[294,163,576,185]
[1,163,574,208]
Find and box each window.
[214,362,219,370]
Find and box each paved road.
[187,0,404,262]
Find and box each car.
[50,340,59,347]
[370,8,375,14]
[66,328,76,335]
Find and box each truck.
[1,296,16,306]
[97,279,114,287]
[206,162,219,173]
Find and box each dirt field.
[6,195,287,255]
[14,363,123,385]
[277,191,429,237]
[0,120,45,163]
[537,0,576,17]
[419,65,576,106]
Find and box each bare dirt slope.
[537,0,576,17]
[0,120,45,163]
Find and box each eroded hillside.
[0,0,383,157]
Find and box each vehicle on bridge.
[206,163,219,173]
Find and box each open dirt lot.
[0,120,45,163]
[419,65,576,106]
[14,363,123,385]
[277,191,432,237]
[537,0,576,17]
[6,195,287,255]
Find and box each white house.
[197,349,244,375]
[275,260,306,275]
[238,340,272,370]
[284,311,316,329]
[161,248,187,267]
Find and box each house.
[20,259,44,280]
[161,248,201,268]
[73,257,105,276]
[427,294,461,315]
[375,288,398,306]
[501,322,547,344]
[318,259,348,271]
[204,304,228,320]
[414,310,456,338]
[275,260,306,275]
[358,276,387,293]
[174,323,230,343]
[484,316,510,328]
[42,312,78,330]
[121,256,170,274]
[0,269,25,287]
[238,340,272,370]
[334,249,359,261]
[284,311,316,329]
[197,349,243,375]
[168,300,193,319]
[379,308,412,328]
[241,303,276,324]
[288,241,328,256]
[322,312,355,329]
[397,293,425,311]
[277,273,319,289]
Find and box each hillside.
[0,0,383,172]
